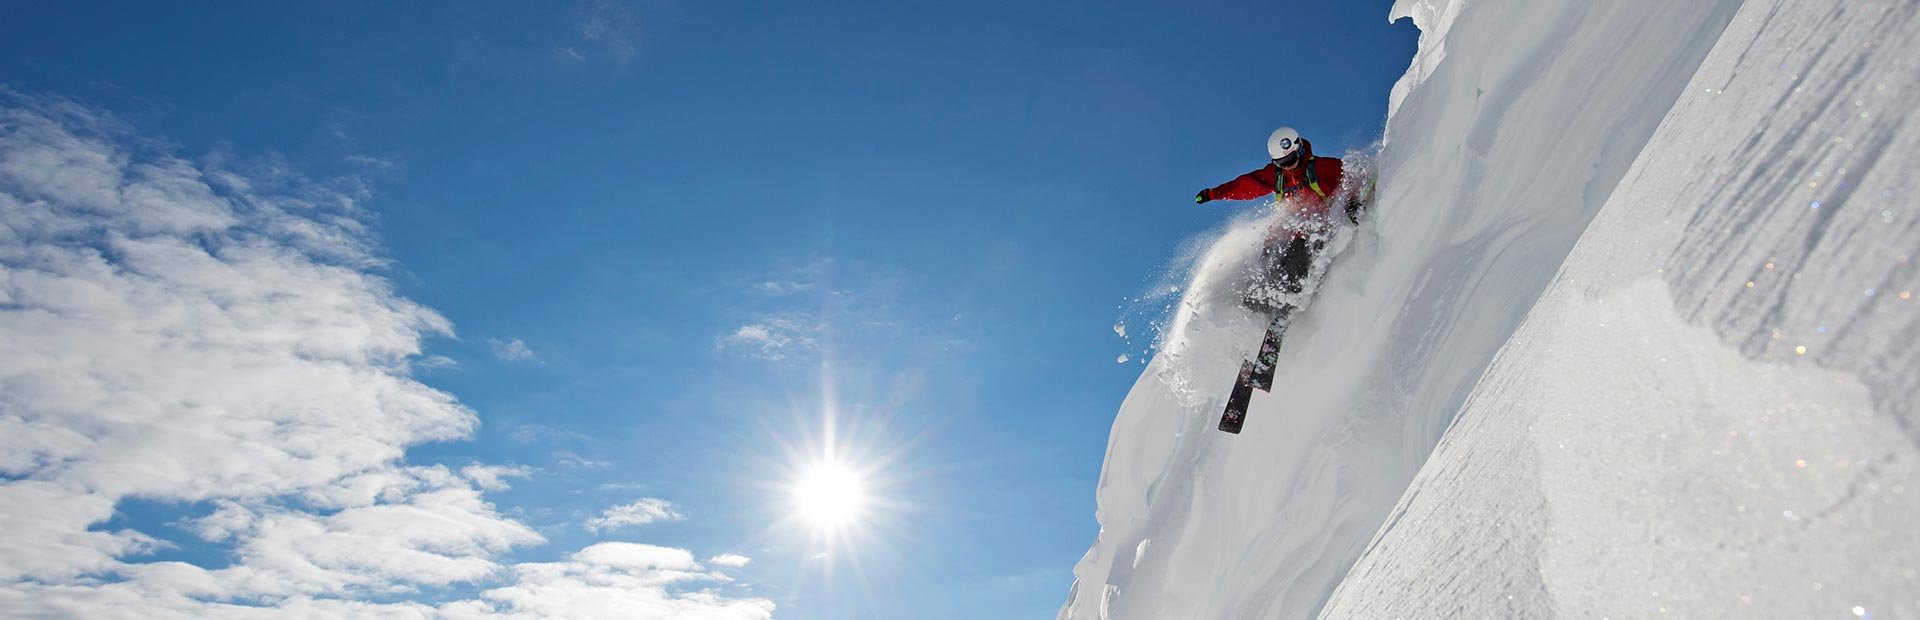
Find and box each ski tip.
[1217,408,1247,434]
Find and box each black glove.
[1195,190,1212,204]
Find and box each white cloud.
[719,253,962,370]
[741,255,834,296]
[553,450,611,469]
[0,91,478,592]
[208,482,544,595]
[444,542,774,620]
[488,337,540,364]
[343,154,402,175]
[575,0,641,61]
[717,314,819,361]
[707,553,751,568]
[504,422,590,444]
[462,464,531,492]
[586,498,683,532]
[0,542,778,619]
[0,91,770,618]
[755,280,814,294]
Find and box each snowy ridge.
[1061,1,1743,618]
[1383,0,1463,124]
[1322,0,1920,616]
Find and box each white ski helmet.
[1266,126,1303,160]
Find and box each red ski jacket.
[1200,140,1348,231]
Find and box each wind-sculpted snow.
[1061,1,1742,618]
[1323,0,1920,616]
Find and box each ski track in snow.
[1062,0,1751,618]
[1323,0,1920,617]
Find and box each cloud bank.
[0,90,770,618]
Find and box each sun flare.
[791,460,868,530]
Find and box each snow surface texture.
[1061,0,1746,618]
[1322,0,1920,617]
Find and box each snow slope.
[1321,0,1920,617]
[1060,0,1746,618]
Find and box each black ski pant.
[1262,236,1324,295]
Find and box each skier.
[1194,127,1365,300]
[1194,127,1370,433]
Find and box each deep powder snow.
[1322,0,1920,616]
[1061,0,1751,618]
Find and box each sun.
[791,460,868,531]
[745,370,917,576]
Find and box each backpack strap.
[1304,158,1325,197]
[1278,156,1327,198]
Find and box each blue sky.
[1,1,1413,617]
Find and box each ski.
[1218,361,1256,434]
[1248,308,1292,391]
[1217,308,1293,434]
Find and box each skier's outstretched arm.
[1195,167,1277,204]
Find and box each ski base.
[1216,308,1294,434]
[1218,361,1256,434]
[1248,311,1289,390]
